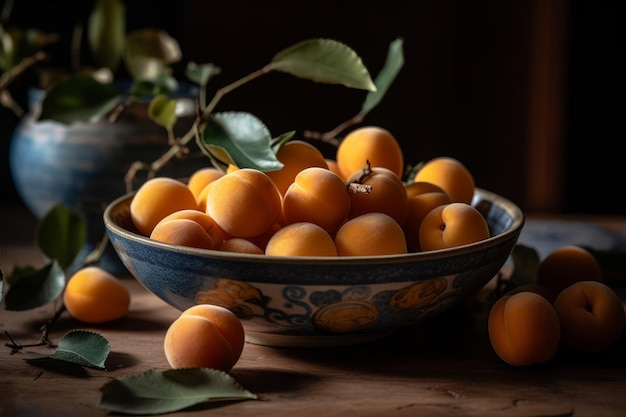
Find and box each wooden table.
[1,204,625,417]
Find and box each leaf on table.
[360,37,405,116]
[4,261,65,311]
[24,357,91,377]
[26,330,111,370]
[267,38,376,91]
[36,204,86,270]
[201,111,283,172]
[97,368,258,415]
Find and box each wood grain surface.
[1,206,625,417]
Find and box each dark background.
[1,0,624,215]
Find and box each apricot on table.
[413,156,475,204]
[418,202,490,251]
[63,267,131,324]
[130,177,199,236]
[537,245,604,297]
[553,280,625,352]
[336,126,404,180]
[335,212,407,256]
[488,291,561,366]
[282,167,351,234]
[164,304,245,372]
[205,168,282,238]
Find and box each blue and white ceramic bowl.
[104,188,524,347]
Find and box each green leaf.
[148,95,177,129]
[185,62,221,86]
[39,75,122,124]
[509,244,541,289]
[22,357,90,377]
[360,37,404,116]
[4,261,65,310]
[26,330,111,370]
[88,0,126,71]
[125,29,181,81]
[267,38,376,91]
[201,111,283,171]
[98,368,257,415]
[270,130,296,154]
[131,75,178,96]
[5,264,38,286]
[36,204,86,270]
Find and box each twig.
[303,113,365,146]
[38,302,66,347]
[0,51,48,92]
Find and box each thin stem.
[304,113,365,145]
[39,302,65,347]
[123,66,272,187]
[202,66,270,119]
[82,231,110,267]
[0,51,48,91]
[4,299,63,353]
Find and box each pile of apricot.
[488,245,626,367]
[130,125,491,257]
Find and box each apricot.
[164,304,245,372]
[488,291,561,366]
[325,158,342,178]
[187,167,224,201]
[282,167,351,234]
[152,209,225,250]
[413,156,475,204]
[346,165,409,226]
[553,281,625,352]
[130,177,199,236]
[246,222,283,251]
[63,267,130,324]
[150,219,216,250]
[265,222,338,257]
[403,181,453,252]
[219,238,264,255]
[266,140,328,196]
[537,245,604,297]
[336,126,404,179]
[335,212,407,256]
[418,202,490,251]
[205,168,282,238]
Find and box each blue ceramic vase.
[9,86,209,272]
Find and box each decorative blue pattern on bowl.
[104,188,524,347]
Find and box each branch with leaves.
[40,37,405,191]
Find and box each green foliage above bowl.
[1,0,404,182]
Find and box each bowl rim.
[103,187,524,266]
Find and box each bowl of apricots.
[104,126,524,347]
